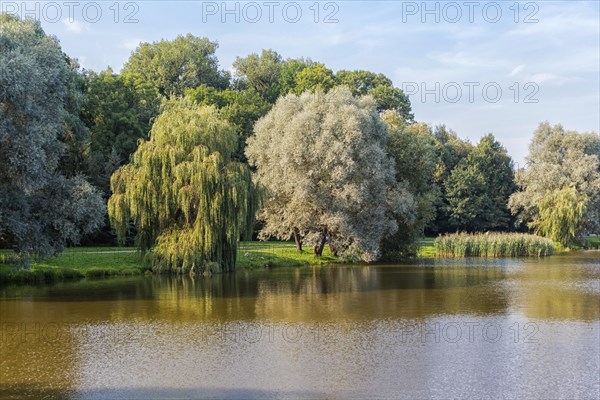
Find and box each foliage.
[246,87,412,262]
[336,70,392,95]
[0,15,105,259]
[82,68,161,193]
[380,111,439,256]
[416,237,436,257]
[336,70,413,120]
[108,99,256,274]
[185,85,272,160]
[429,125,473,233]
[292,63,336,94]
[277,58,313,96]
[445,134,515,231]
[509,123,600,243]
[233,50,413,120]
[232,49,286,102]
[435,232,555,257]
[369,85,413,121]
[122,34,230,98]
[59,58,92,177]
[530,187,587,246]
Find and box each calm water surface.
[1,252,599,399]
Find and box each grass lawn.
[0,248,147,284]
[0,242,339,285]
[582,236,600,249]
[237,243,337,269]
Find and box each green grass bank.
[0,242,338,285]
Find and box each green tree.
[292,63,336,94]
[246,88,412,262]
[444,162,487,231]
[381,112,439,255]
[232,49,284,102]
[429,125,473,233]
[369,85,413,121]
[108,99,256,274]
[186,85,271,160]
[336,70,413,120]
[277,58,313,96]
[336,70,392,95]
[531,187,587,246]
[445,134,515,231]
[122,34,230,98]
[233,50,316,102]
[60,58,92,177]
[0,15,104,260]
[510,122,600,243]
[233,51,413,121]
[81,68,160,192]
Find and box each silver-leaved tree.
[246,87,415,262]
[509,122,600,245]
[0,15,105,263]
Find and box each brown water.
[1,252,599,399]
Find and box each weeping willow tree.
[531,187,587,247]
[108,99,256,274]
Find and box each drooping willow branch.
[108,99,257,273]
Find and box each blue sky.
[5,1,599,164]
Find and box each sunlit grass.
[237,243,337,269]
[0,250,147,284]
[0,242,338,284]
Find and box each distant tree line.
[1,15,599,270]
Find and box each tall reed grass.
[435,232,555,257]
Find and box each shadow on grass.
[237,246,338,269]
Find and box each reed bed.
[435,232,555,257]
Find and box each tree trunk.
[293,227,303,252]
[329,243,339,257]
[313,231,327,257]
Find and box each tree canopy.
[445,134,515,232]
[427,125,473,233]
[246,87,410,262]
[81,68,161,192]
[0,15,104,260]
[337,70,413,120]
[185,85,271,160]
[233,49,413,120]
[108,99,256,273]
[122,34,230,98]
[232,49,286,102]
[509,123,600,245]
[381,111,439,255]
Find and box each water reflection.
[0,252,598,399]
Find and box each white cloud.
[530,73,561,84]
[62,19,85,33]
[509,64,525,77]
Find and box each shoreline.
[2,237,598,286]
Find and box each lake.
[1,252,599,399]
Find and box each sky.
[3,0,599,165]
